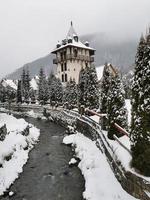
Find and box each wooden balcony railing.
[53,54,94,64]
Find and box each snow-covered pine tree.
[38,68,49,104]
[48,72,55,87]
[30,89,36,104]
[131,33,150,176]
[78,67,86,106]
[48,74,63,103]
[24,68,31,103]
[107,73,127,140]
[0,85,6,102]
[16,80,22,103]
[63,78,77,106]
[21,68,26,102]
[21,68,31,103]
[84,65,99,109]
[100,63,112,130]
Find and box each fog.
[0,0,149,78]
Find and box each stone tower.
[51,22,95,84]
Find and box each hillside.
[6,54,56,80]
[6,33,138,79]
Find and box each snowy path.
[1,117,84,200]
[63,132,138,200]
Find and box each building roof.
[51,22,95,53]
[67,21,78,39]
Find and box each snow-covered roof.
[96,64,118,81]
[1,79,17,90]
[30,78,38,91]
[96,65,105,81]
[52,39,95,53]
[51,22,95,53]
[67,21,78,39]
[1,77,39,91]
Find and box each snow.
[125,99,132,126]
[2,77,38,91]
[69,158,77,165]
[9,191,14,196]
[26,110,38,118]
[89,114,150,182]
[26,110,46,120]
[63,132,137,200]
[52,38,95,53]
[96,65,104,81]
[89,115,100,123]
[0,113,40,195]
[1,79,17,90]
[104,130,150,182]
[145,191,150,198]
[30,78,38,91]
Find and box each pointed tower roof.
[67,21,78,39]
[51,22,95,53]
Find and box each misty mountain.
[81,33,138,72]
[6,33,138,79]
[6,54,56,80]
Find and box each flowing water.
[1,117,84,200]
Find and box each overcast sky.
[0,0,150,78]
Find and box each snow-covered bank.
[0,113,40,195]
[63,132,137,200]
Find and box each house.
[51,22,95,84]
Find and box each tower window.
[65,74,67,82]
[64,63,67,71]
[64,51,66,59]
[74,49,78,57]
[60,52,63,61]
[62,74,64,82]
[61,64,63,72]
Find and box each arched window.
[62,74,64,82]
[61,64,63,72]
[65,74,67,82]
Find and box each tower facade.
[51,22,95,84]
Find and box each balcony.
[53,54,94,64]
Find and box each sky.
[0,0,150,78]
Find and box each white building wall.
[55,47,92,84]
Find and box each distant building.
[51,22,95,84]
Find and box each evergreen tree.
[63,78,77,105]
[21,68,31,103]
[0,86,6,102]
[48,73,63,103]
[78,67,86,106]
[21,68,26,102]
[38,68,49,104]
[131,33,150,176]
[16,80,22,103]
[107,73,127,139]
[24,68,31,103]
[78,65,99,109]
[30,89,36,103]
[99,63,112,129]
[84,65,99,109]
